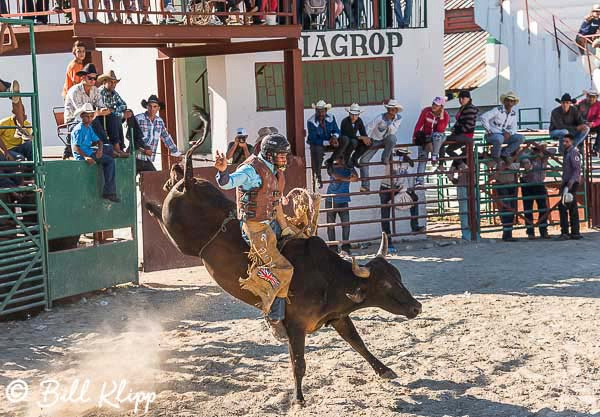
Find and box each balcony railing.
[0,0,426,29]
[0,0,297,26]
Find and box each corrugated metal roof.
[444,31,488,91]
[445,0,474,10]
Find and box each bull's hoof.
[379,368,398,379]
[292,397,306,407]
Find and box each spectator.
[0,108,33,162]
[306,99,342,189]
[441,90,478,161]
[413,96,449,184]
[325,155,358,256]
[341,103,369,168]
[227,128,254,164]
[0,79,26,126]
[161,0,179,24]
[62,41,86,98]
[520,143,550,240]
[64,64,122,158]
[135,94,182,173]
[487,156,520,242]
[103,0,135,23]
[253,126,277,156]
[577,88,600,153]
[550,93,590,152]
[21,0,49,24]
[576,4,600,54]
[357,99,402,192]
[79,0,101,22]
[123,109,149,156]
[342,0,361,29]
[380,149,421,254]
[70,103,120,202]
[447,159,472,241]
[480,91,524,162]
[97,70,128,157]
[386,0,411,28]
[558,134,582,240]
[52,0,73,23]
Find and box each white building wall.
[200,0,444,243]
[475,0,593,119]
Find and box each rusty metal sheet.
[140,156,306,272]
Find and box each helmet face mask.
[260,134,291,170]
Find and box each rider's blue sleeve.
[216,164,262,190]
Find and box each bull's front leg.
[286,324,307,405]
[331,316,397,379]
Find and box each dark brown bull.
[145,145,422,404]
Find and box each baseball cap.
[236,128,248,137]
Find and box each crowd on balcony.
[0,0,416,28]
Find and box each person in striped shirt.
[134,95,182,173]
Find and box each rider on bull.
[214,133,295,338]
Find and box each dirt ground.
[1,231,600,417]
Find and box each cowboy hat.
[311,100,332,110]
[593,3,600,11]
[97,70,121,84]
[584,87,599,96]
[384,99,404,111]
[74,102,95,119]
[141,94,165,110]
[75,63,98,77]
[500,91,520,104]
[257,127,273,141]
[555,93,577,104]
[345,103,364,115]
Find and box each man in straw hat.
[70,103,120,203]
[577,88,600,153]
[306,99,342,188]
[340,103,369,169]
[550,93,589,153]
[98,70,128,157]
[357,99,402,192]
[64,63,122,159]
[134,94,183,172]
[480,91,524,162]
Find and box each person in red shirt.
[577,88,600,153]
[62,41,86,98]
[413,96,449,184]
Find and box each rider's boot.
[266,297,287,341]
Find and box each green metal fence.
[0,17,139,316]
[0,18,48,315]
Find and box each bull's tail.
[184,106,211,192]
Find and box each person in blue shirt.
[576,5,600,54]
[306,100,343,189]
[71,103,120,203]
[325,156,358,256]
[214,134,294,341]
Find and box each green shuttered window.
[255,58,393,111]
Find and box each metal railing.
[0,0,298,25]
[302,0,426,31]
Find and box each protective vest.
[236,155,280,222]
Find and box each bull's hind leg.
[286,325,307,405]
[331,316,398,379]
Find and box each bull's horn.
[376,232,388,258]
[352,257,371,279]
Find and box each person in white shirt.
[357,99,402,192]
[480,91,524,161]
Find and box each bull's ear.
[346,287,367,304]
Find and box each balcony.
[1,0,427,54]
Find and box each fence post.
[466,142,478,240]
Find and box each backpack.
[304,0,326,16]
